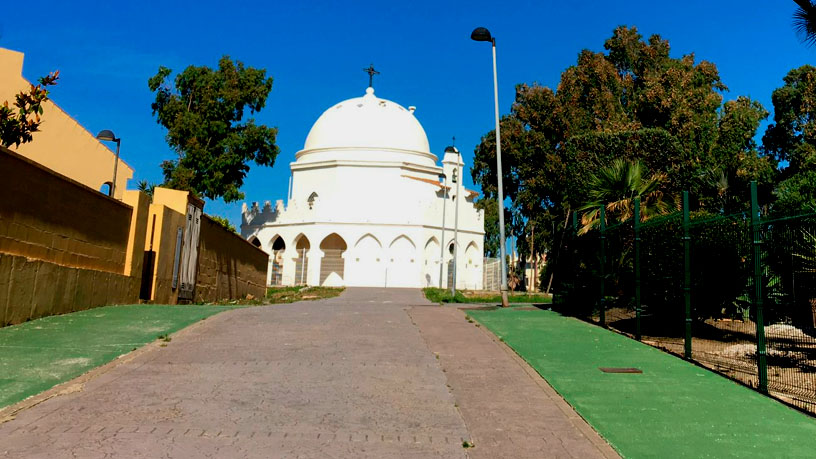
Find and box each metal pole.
[683,191,692,359]
[751,181,768,393]
[634,196,642,341]
[599,207,606,327]
[491,38,510,308]
[111,139,121,198]
[451,152,462,296]
[439,176,448,288]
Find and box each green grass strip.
[468,308,816,458]
[423,288,552,304]
[0,304,231,410]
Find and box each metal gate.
[178,203,202,300]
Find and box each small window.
[99,181,113,196]
[307,192,319,210]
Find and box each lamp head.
[471,27,493,43]
[96,129,118,142]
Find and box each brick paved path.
[0,288,616,458]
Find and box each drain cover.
[599,367,643,374]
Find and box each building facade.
[241,86,485,289]
[0,47,133,199]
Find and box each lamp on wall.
[96,129,121,198]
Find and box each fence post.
[634,197,642,341]
[571,211,578,307]
[599,206,606,327]
[750,181,768,393]
[683,191,692,359]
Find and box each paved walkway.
[0,288,615,458]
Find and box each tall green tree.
[764,65,816,213]
[471,26,769,284]
[0,71,59,148]
[149,56,279,202]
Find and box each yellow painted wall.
[0,48,133,199]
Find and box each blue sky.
[2,1,812,227]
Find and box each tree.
[578,159,676,234]
[763,65,816,213]
[149,56,279,202]
[0,71,59,148]
[793,1,816,45]
[471,26,766,283]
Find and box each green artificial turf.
[0,304,231,410]
[469,307,816,458]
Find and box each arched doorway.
[464,242,480,290]
[293,234,310,285]
[423,237,440,287]
[319,233,347,286]
[351,234,385,287]
[386,235,417,288]
[269,236,285,286]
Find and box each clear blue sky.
[2,1,812,227]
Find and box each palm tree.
[794,0,816,45]
[578,159,676,234]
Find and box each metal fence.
[483,257,502,291]
[554,182,816,415]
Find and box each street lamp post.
[450,147,461,297]
[471,27,510,307]
[96,129,121,198]
[438,173,448,288]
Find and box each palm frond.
[794,0,816,46]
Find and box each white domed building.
[241,86,485,289]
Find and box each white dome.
[302,87,430,154]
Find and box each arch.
[268,235,286,286]
[389,235,416,250]
[423,237,441,287]
[355,233,382,249]
[292,234,310,285]
[387,235,419,288]
[99,181,113,196]
[464,242,481,290]
[350,233,385,287]
[307,192,319,209]
[248,236,261,248]
[319,233,347,286]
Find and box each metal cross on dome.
[363,64,380,88]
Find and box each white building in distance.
[241,86,485,289]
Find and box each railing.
[554,182,816,415]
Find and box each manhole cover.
[599,367,643,374]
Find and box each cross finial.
[452,136,456,147]
[363,64,380,88]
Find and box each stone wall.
[195,215,267,302]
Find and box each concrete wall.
[0,47,133,199]
[0,253,138,325]
[0,147,147,326]
[146,187,268,304]
[0,147,134,274]
[195,215,268,302]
